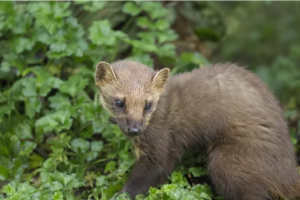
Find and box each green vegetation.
[0,1,299,200]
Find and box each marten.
[94,60,300,200]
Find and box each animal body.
[94,60,300,200]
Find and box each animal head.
[95,60,170,137]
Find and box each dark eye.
[145,102,152,111]
[116,100,124,108]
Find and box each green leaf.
[53,2,71,19]
[89,20,127,46]
[39,77,63,97]
[14,122,32,139]
[49,93,71,110]
[25,97,41,119]
[141,2,168,19]
[96,176,106,187]
[2,182,16,196]
[22,78,37,97]
[35,110,73,135]
[0,61,10,72]
[170,171,189,187]
[35,115,59,134]
[2,181,41,199]
[158,43,176,57]
[0,165,9,181]
[157,29,178,43]
[0,102,15,119]
[59,75,89,97]
[189,167,206,177]
[181,52,209,66]
[137,17,153,29]
[28,153,44,169]
[43,158,58,171]
[83,1,106,12]
[53,191,63,200]
[138,32,155,43]
[123,2,141,16]
[194,27,221,42]
[19,142,37,157]
[14,37,36,54]
[41,171,84,191]
[86,151,98,162]
[52,110,72,129]
[91,141,104,152]
[193,184,212,199]
[71,138,89,153]
[155,19,169,31]
[104,161,116,173]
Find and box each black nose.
[128,127,140,135]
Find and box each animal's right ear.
[152,68,170,92]
[95,62,117,87]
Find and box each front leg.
[121,151,176,199]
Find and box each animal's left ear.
[95,61,117,87]
[152,68,170,92]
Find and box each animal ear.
[152,68,170,91]
[95,62,117,86]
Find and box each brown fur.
[95,60,300,200]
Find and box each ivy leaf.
[43,158,58,171]
[14,37,36,54]
[96,176,106,187]
[14,122,32,139]
[0,165,9,181]
[89,20,127,46]
[35,110,73,134]
[157,43,176,57]
[123,2,141,16]
[71,138,89,153]
[41,171,84,191]
[39,77,63,97]
[137,17,153,29]
[83,1,106,12]
[141,2,168,19]
[35,115,59,134]
[53,2,71,19]
[12,13,33,35]
[157,29,178,43]
[49,93,71,110]
[137,32,155,43]
[181,52,209,66]
[194,27,221,42]
[154,19,169,31]
[170,172,189,187]
[2,181,41,199]
[0,61,10,72]
[189,167,206,177]
[104,161,116,173]
[59,75,89,97]
[22,78,37,97]
[86,151,98,162]
[0,102,15,120]
[25,96,41,119]
[53,191,64,200]
[52,110,72,128]
[193,184,213,199]
[91,141,104,152]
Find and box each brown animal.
[94,60,300,200]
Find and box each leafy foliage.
[0,1,299,200]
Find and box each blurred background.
[0,1,299,200]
